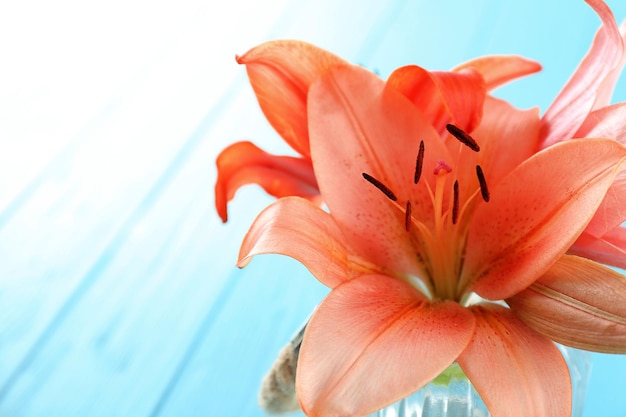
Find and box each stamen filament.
[391,198,438,298]
[455,186,482,226]
[360,136,493,303]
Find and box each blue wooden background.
[0,1,625,416]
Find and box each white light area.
[0,0,291,208]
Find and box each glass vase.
[368,345,591,417]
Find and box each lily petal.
[539,0,625,148]
[575,103,626,238]
[237,197,374,288]
[387,65,485,134]
[570,227,626,270]
[465,139,626,300]
[237,40,347,156]
[214,141,320,223]
[594,19,626,109]
[507,255,626,353]
[297,274,475,417]
[575,102,626,144]
[453,55,542,91]
[466,96,540,189]
[308,64,450,279]
[458,305,571,417]
[584,171,626,238]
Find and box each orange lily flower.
[238,60,626,416]
[232,4,626,416]
[214,44,541,223]
[217,1,626,273]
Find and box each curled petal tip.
[235,54,244,64]
[387,64,486,133]
[454,55,542,91]
[540,0,625,147]
[236,40,347,156]
[235,256,252,269]
[214,141,319,224]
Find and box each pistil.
[432,161,452,235]
[429,162,460,300]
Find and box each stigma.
[433,160,452,175]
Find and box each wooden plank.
[0,0,304,413]
[0,89,263,415]
[0,0,405,414]
[0,71,244,385]
[153,257,326,417]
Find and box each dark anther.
[475,165,490,202]
[414,140,425,184]
[405,200,412,232]
[446,124,480,152]
[362,172,398,201]
[452,180,459,224]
